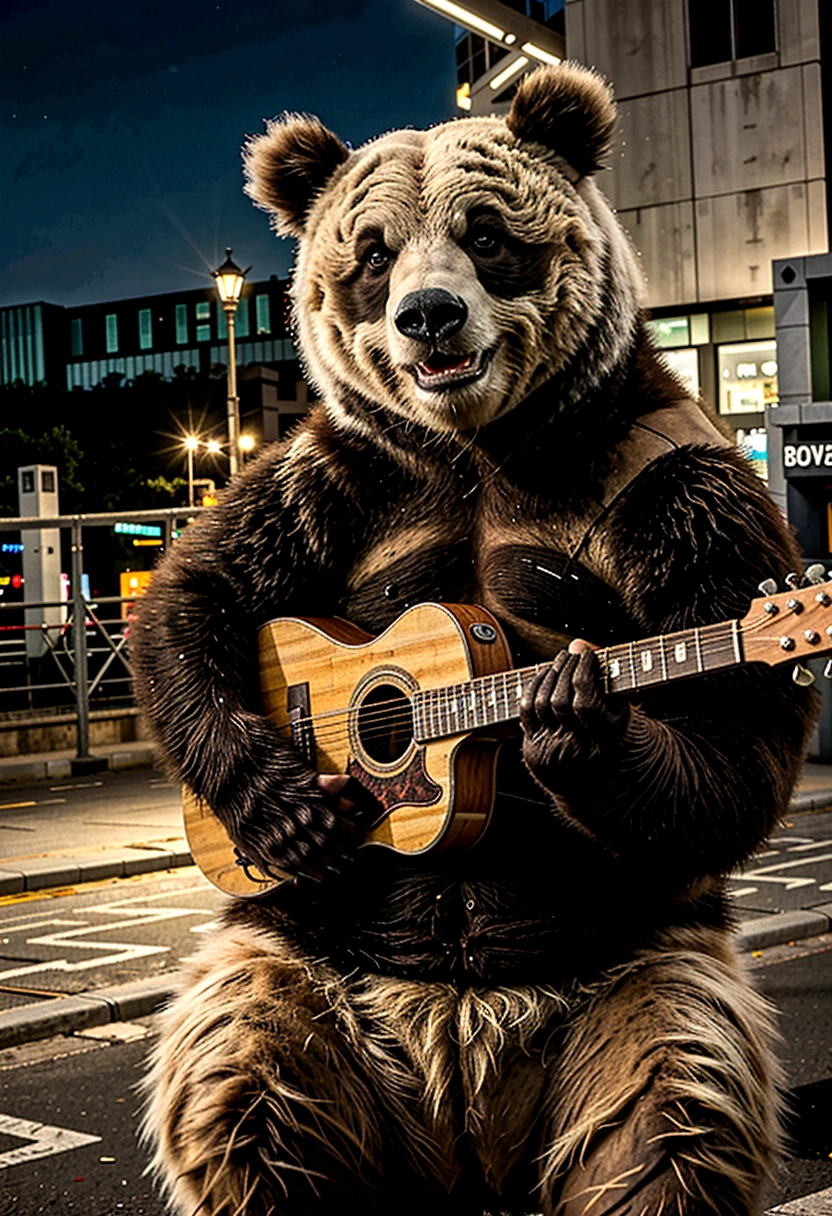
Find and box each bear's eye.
[364,245,392,273]
[470,229,501,254]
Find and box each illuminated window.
[70,317,83,357]
[106,313,119,354]
[175,303,188,344]
[659,348,700,399]
[718,340,778,415]
[138,309,153,351]
[256,294,271,335]
[196,301,211,342]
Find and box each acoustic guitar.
[183,577,832,897]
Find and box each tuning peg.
[806,563,829,585]
[785,571,803,589]
[824,660,832,680]
[758,578,778,597]
[793,664,816,687]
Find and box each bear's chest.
[341,495,632,660]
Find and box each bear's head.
[243,63,642,437]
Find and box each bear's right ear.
[243,114,350,237]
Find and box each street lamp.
[239,433,255,463]
[213,248,250,479]
[184,435,199,507]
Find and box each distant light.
[504,32,516,45]
[761,360,778,377]
[419,0,505,41]
[521,42,561,65]
[238,434,255,452]
[206,439,222,454]
[736,363,758,379]
[184,435,199,451]
[456,81,472,111]
[490,56,529,91]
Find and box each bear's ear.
[506,63,616,177]
[243,114,350,236]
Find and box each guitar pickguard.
[348,747,442,824]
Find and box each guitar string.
[293,620,813,740]
[280,618,810,745]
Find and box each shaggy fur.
[133,64,815,1214]
[144,917,780,1215]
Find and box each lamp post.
[184,435,199,507]
[213,248,250,480]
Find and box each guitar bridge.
[287,681,317,767]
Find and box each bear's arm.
[533,445,817,884]
[130,427,372,876]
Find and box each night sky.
[0,0,456,310]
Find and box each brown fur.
[145,920,779,1215]
[507,63,618,178]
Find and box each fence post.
[71,515,92,765]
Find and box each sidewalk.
[0,745,831,1051]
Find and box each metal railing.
[0,508,203,762]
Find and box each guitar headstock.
[741,570,832,676]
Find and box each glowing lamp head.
[184,435,199,451]
[238,434,255,453]
[206,439,222,455]
[213,248,248,306]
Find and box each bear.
[133,62,815,1216]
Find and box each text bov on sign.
[783,440,832,475]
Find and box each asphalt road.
[0,870,225,1013]
[0,930,828,1214]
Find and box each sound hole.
[356,683,414,764]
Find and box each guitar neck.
[412,617,745,743]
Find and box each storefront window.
[648,317,690,348]
[659,348,700,399]
[718,340,778,414]
[735,426,767,481]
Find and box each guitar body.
[183,603,514,897]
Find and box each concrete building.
[417,0,830,480]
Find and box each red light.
[11,574,22,589]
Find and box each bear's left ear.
[243,114,350,237]
[506,62,616,178]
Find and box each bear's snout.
[393,288,468,345]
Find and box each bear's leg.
[143,918,455,1216]
[538,925,781,1216]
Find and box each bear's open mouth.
[413,348,491,391]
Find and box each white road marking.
[0,1113,100,1170]
[786,838,832,852]
[729,886,758,899]
[0,887,217,982]
[741,851,832,890]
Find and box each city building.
[1,276,296,393]
[416,0,830,479]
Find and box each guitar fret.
[415,613,751,744]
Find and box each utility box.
[17,465,61,661]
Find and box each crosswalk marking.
[0,1112,100,1170]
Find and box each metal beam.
[413,0,565,63]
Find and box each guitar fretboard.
[411,618,743,743]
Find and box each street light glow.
[521,42,561,65]
[206,439,222,455]
[213,248,247,304]
[238,434,255,452]
[418,0,505,41]
[184,435,199,451]
[490,56,529,91]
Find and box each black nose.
[393,288,468,344]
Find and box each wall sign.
[783,441,832,476]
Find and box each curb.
[0,744,157,785]
[736,904,832,952]
[0,974,178,1049]
[767,1187,832,1215]
[0,842,193,897]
